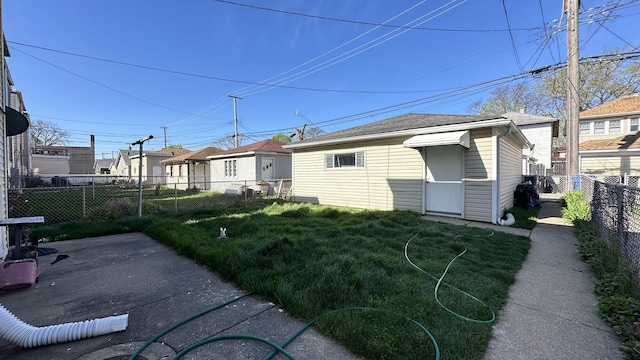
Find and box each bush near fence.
[8,178,292,224]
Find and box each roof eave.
[580,148,640,155]
[580,110,640,120]
[284,118,519,149]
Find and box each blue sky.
[4,0,639,158]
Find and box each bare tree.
[31,119,70,146]
[469,51,640,121]
[211,134,241,150]
[468,82,551,116]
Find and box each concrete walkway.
[483,201,623,359]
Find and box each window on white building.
[579,122,590,135]
[631,118,639,132]
[608,120,621,134]
[224,159,237,178]
[594,121,605,134]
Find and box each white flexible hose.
[498,213,516,226]
[0,303,128,348]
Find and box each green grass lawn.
[33,201,531,359]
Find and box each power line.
[501,0,523,71]
[210,0,535,32]
[235,0,471,97]
[8,41,447,95]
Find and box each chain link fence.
[9,176,292,224]
[584,175,640,278]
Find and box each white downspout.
[495,125,512,224]
[0,303,128,348]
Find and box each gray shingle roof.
[502,112,557,125]
[293,113,503,145]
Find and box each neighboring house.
[578,94,640,176]
[503,111,558,176]
[32,135,96,175]
[111,149,134,179]
[284,113,531,224]
[94,158,113,174]
[1,32,10,260]
[161,146,223,190]
[8,90,33,188]
[130,147,191,185]
[207,139,292,195]
[2,32,32,260]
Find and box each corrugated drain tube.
[0,303,128,348]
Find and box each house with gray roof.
[110,149,134,180]
[284,113,531,224]
[503,111,559,176]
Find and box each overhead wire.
[210,0,533,32]
[235,0,470,98]
[231,0,431,97]
[7,41,448,95]
[501,0,523,71]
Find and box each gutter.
[494,125,512,224]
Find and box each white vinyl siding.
[581,155,640,176]
[464,128,493,222]
[499,134,524,217]
[519,123,553,171]
[292,138,423,212]
[164,163,191,190]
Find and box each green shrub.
[561,191,590,222]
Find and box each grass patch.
[35,201,530,359]
[504,205,540,230]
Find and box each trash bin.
[514,183,541,209]
[522,175,537,187]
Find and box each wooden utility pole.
[228,95,242,148]
[565,0,580,190]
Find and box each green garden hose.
[128,291,254,360]
[404,233,496,324]
[133,229,496,359]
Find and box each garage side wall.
[499,132,525,219]
[292,138,424,212]
[464,128,494,222]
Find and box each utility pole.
[132,135,154,217]
[565,0,580,191]
[228,95,242,148]
[161,126,168,148]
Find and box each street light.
[132,135,154,217]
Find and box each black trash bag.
[514,183,541,209]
